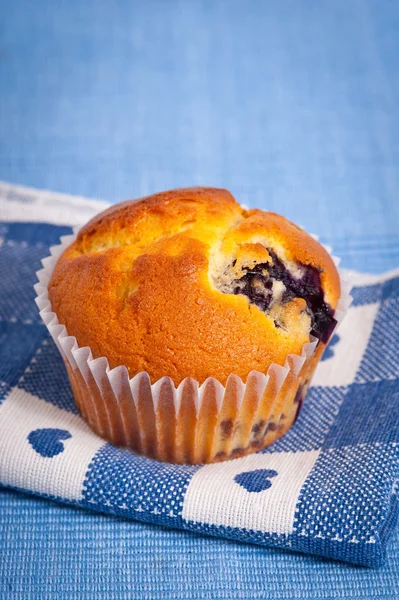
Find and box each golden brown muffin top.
[49,187,340,385]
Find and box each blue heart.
[234,468,278,492]
[28,428,72,457]
[321,333,340,361]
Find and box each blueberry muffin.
[45,187,341,463]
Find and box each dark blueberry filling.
[232,248,336,343]
[251,420,266,437]
[266,422,278,432]
[220,419,235,439]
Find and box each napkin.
[0,183,398,567]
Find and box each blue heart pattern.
[28,428,72,458]
[234,469,278,493]
[321,333,340,361]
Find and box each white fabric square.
[312,302,379,388]
[0,388,104,500]
[182,450,320,535]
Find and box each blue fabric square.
[4,222,72,246]
[0,241,51,323]
[0,321,46,406]
[18,333,77,413]
[351,277,399,308]
[356,298,399,383]
[324,380,399,448]
[269,386,347,453]
[82,444,200,527]
[381,276,399,301]
[351,283,382,307]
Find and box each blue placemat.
[1,487,398,600]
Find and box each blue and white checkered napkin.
[0,183,398,567]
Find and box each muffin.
[38,187,342,464]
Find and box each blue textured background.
[1,0,399,597]
[1,0,399,242]
[1,488,399,600]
